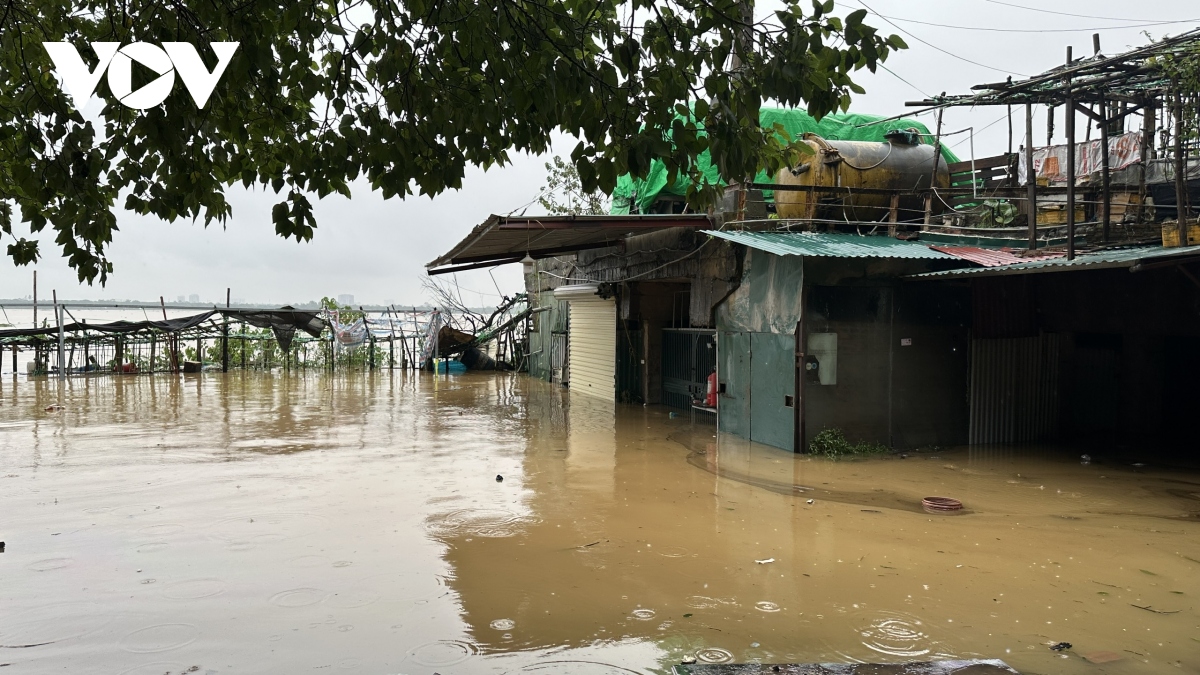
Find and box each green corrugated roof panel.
[908,243,1200,279]
[703,231,958,260]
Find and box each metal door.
[749,332,795,450]
[718,331,751,438]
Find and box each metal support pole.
[362,307,375,370]
[54,292,64,379]
[1026,103,1038,249]
[1175,86,1189,242]
[1100,95,1112,243]
[1066,47,1077,261]
[385,307,397,370]
[1140,101,1155,223]
[160,296,177,373]
[792,284,809,454]
[222,288,230,372]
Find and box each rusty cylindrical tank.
[774,134,950,223]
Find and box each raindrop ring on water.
[695,647,733,663]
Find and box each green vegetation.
[1,0,900,282]
[808,428,889,460]
[538,156,609,216]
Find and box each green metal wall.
[717,331,795,451]
[715,250,802,451]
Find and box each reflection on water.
[1,372,1198,674]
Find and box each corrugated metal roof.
[910,244,1200,279]
[703,231,957,259]
[929,245,1065,268]
[428,214,712,271]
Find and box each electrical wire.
[877,62,934,99]
[875,15,1200,33]
[851,0,1028,77]
[984,0,1172,23]
[948,113,1009,147]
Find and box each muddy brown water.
[0,372,1197,674]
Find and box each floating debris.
[755,558,775,565]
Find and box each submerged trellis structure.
[0,300,530,378]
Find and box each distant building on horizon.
[337,294,354,306]
[188,294,200,303]
[177,295,185,303]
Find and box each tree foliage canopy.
[0,0,902,283]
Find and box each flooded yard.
[1,372,1197,674]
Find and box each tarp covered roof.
[426,214,712,274]
[611,107,959,215]
[703,231,959,260]
[908,244,1200,279]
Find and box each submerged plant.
[808,428,889,460]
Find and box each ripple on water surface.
[425,508,541,538]
[119,623,198,653]
[509,661,647,674]
[695,647,733,664]
[268,588,328,608]
[408,639,480,667]
[852,610,948,659]
[0,602,110,647]
[26,557,74,572]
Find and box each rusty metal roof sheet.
[909,244,1200,279]
[928,245,1065,268]
[427,214,712,273]
[703,231,957,259]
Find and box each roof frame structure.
[905,28,1200,109]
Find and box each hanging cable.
[852,0,1028,76]
[873,15,1200,33]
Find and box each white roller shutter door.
[567,298,616,401]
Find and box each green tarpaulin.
[611,108,961,215]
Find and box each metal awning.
[702,230,958,259]
[908,244,1200,280]
[427,214,712,275]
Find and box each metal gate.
[617,328,644,404]
[662,328,716,410]
[550,332,568,385]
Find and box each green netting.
[610,107,961,214]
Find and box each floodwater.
[1,372,1197,674]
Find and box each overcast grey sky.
[4,0,1197,307]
